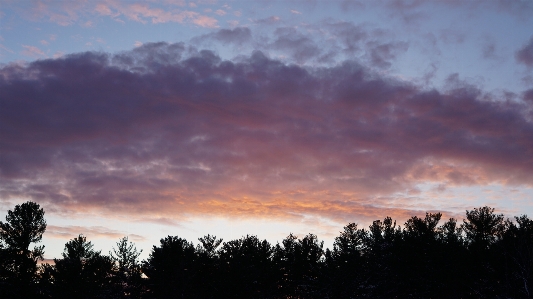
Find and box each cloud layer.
[1,39,533,224]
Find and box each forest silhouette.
[1,201,533,298]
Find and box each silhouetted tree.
[498,215,533,298]
[463,206,506,251]
[274,233,325,298]
[217,235,275,299]
[50,234,116,299]
[438,217,464,246]
[395,213,450,297]
[193,234,223,299]
[197,234,222,258]
[2,203,531,298]
[142,236,196,299]
[326,223,367,298]
[110,236,144,298]
[436,217,471,297]
[365,216,401,254]
[0,201,46,298]
[462,206,507,297]
[361,216,402,297]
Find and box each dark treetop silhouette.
[1,201,533,298]
[0,202,46,298]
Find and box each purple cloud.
[516,37,533,67]
[270,27,321,63]
[193,27,252,46]
[1,44,533,224]
[254,16,281,25]
[366,41,409,69]
[524,89,533,103]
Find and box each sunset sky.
[1,0,533,260]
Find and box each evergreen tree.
[110,236,144,298]
[0,201,46,299]
[142,236,196,299]
[327,223,366,298]
[462,206,507,297]
[50,234,116,299]
[274,233,325,298]
[194,234,223,299]
[217,235,275,299]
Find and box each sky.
[1,0,533,261]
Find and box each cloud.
[482,41,498,60]
[366,41,409,69]
[516,37,533,67]
[340,0,366,11]
[326,22,369,54]
[379,0,533,22]
[270,27,321,63]
[227,20,239,27]
[254,16,280,25]
[22,1,218,28]
[194,27,252,46]
[32,0,81,26]
[439,29,466,44]
[1,43,533,226]
[323,21,409,67]
[191,14,218,27]
[21,45,46,58]
[0,45,14,55]
[46,225,146,241]
[111,3,218,27]
[52,51,65,59]
[81,20,93,28]
[523,89,533,103]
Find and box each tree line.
[1,201,532,298]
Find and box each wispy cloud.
[0,44,15,54]
[96,3,218,27]
[20,45,46,58]
[46,225,146,241]
[22,0,219,28]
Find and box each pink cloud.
[21,45,46,57]
[0,44,15,54]
[191,14,218,28]
[102,3,219,27]
[95,3,113,16]
[29,0,82,26]
[19,1,218,27]
[46,225,145,241]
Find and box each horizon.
[1,0,533,261]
